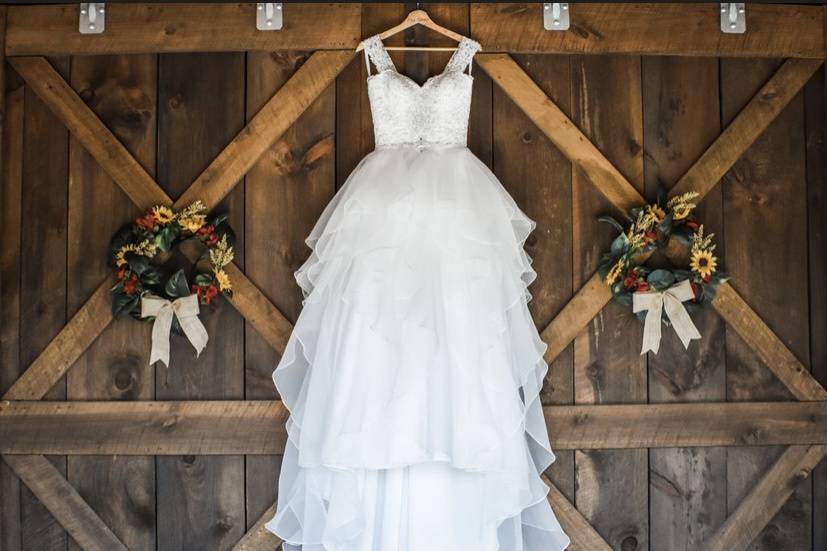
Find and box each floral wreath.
[109,200,235,320]
[598,190,727,321]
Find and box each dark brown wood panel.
[65,54,157,551]
[156,52,246,551]
[243,48,336,529]
[493,53,575,499]
[806,57,827,551]
[722,58,812,551]
[19,56,70,551]
[570,54,648,550]
[642,56,727,550]
[0,67,24,551]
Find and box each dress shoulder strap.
[445,37,481,75]
[361,36,396,76]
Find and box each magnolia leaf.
[112,292,137,318]
[165,269,190,298]
[126,252,149,275]
[194,272,214,286]
[657,212,674,237]
[141,268,162,287]
[210,213,229,228]
[610,232,631,256]
[647,269,675,290]
[156,226,177,252]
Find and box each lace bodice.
[362,35,481,149]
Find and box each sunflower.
[646,204,666,223]
[179,214,206,233]
[152,205,176,224]
[214,269,233,292]
[690,249,717,279]
[605,259,626,285]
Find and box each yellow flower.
[179,214,206,233]
[690,250,717,279]
[214,269,232,292]
[672,204,694,220]
[605,259,625,285]
[647,205,666,223]
[209,235,235,267]
[115,249,127,267]
[152,205,175,224]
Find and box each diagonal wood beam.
[174,50,354,210]
[2,455,127,551]
[543,475,612,551]
[4,52,351,400]
[701,445,827,550]
[3,52,350,548]
[9,56,169,210]
[670,58,822,199]
[2,400,825,455]
[477,53,644,216]
[232,503,281,551]
[479,55,827,400]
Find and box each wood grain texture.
[643,56,726,551]
[6,3,361,56]
[703,445,827,551]
[544,475,611,551]
[570,53,648,551]
[478,53,644,215]
[470,3,823,58]
[3,455,127,551]
[156,51,246,551]
[0,60,23,551]
[670,59,822,201]
[491,52,574,499]
[66,54,157,551]
[806,36,827,549]
[6,401,822,454]
[231,503,281,551]
[175,50,352,212]
[243,48,336,531]
[18,55,70,551]
[9,56,168,211]
[722,57,814,551]
[714,283,827,401]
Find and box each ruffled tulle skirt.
[266,145,570,551]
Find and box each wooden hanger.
[356,9,480,52]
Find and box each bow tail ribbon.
[141,294,208,367]
[633,279,701,355]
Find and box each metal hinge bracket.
[543,3,570,31]
[79,3,105,34]
[256,3,283,31]
[721,3,745,34]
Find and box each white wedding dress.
[266,35,570,551]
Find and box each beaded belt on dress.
[376,138,466,151]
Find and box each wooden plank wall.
[1,4,825,551]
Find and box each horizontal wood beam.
[6,3,361,56]
[701,445,827,550]
[471,3,823,58]
[2,455,127,551]
[1,401,824,455]
[231,504,281,551]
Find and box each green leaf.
[647,269,675,290]
[165,269,190,298]
[156,226,177,252]
[140,268,162,287]
[126,252,149,275]
[610,232,631,256]
[194,272,214,286]
[210,213,229,228]
[657,212,674,237]
[112,292,138,318]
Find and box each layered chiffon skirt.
[266,145,570,551]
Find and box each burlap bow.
[140,294,208,367]
[632,279,702,355]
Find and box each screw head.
[257,3,263,9]
[730,22,736,28]
[89,23,96,30]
